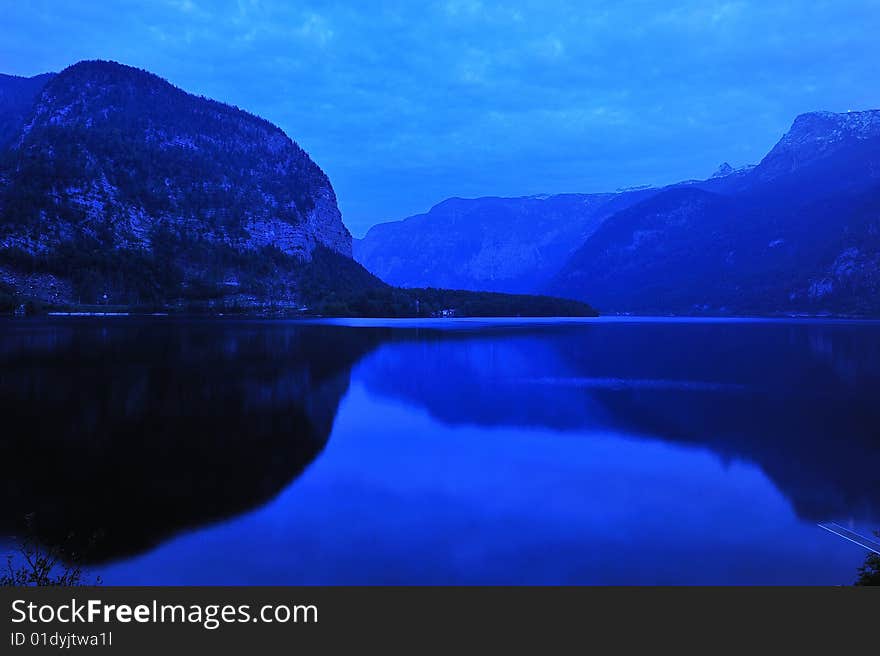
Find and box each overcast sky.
[2,1,878,235]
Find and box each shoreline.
[2,312,880,324]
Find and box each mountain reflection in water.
[0,319,382,561]
[1,317,878,583]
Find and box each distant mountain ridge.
[548,109,880,315]
[355,188,658,293]
[357,108,880,316]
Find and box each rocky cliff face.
[0,60,353,307]
[756,110,880,180]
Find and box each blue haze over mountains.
[357,110,880,316]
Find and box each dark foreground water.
[1,317,878,584]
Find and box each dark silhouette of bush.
[855,533,880,586]
[2,517,101,587]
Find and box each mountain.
[547,110,880,316]
[354,189,658,294]
[356,109,880,316]
[0,60,361,310]
[711,162,735,178]
[0,72,55,148]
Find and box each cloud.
[442,0,484,18]
[295,11,334,47]
[1,1,879,235]
[533,35,566,61]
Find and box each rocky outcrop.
[245,185,352,259]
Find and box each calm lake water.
[1,316,878,584]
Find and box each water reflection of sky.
[99,378,867,586]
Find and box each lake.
[1,316,878,584]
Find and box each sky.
[2,1,879,236]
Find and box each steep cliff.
[0,60,353,307]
